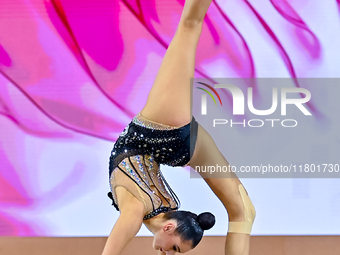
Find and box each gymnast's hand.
[101,188,145,255]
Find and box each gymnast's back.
[108,112,198,220]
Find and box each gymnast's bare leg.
[141,0,256,254]
[189,126,255,255]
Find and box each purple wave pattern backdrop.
[0,0,339,236]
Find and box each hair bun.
[197,212,215,231]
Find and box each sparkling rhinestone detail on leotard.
[121,159,161,204]
[109,154,179,220]
[108,112,198,219]
[133,112,179,130]
[134,155,147,179]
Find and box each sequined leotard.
[108,112,198,220]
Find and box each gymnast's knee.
[228,184,256,235]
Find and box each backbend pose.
[102,1,256,255]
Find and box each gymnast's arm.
[101,188,145,255]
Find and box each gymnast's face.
[153,221,192,254]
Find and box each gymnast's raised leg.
[140,0,256,254]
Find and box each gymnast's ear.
[163,222,176,234]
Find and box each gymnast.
[102,1,256,254]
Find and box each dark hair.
[163,210,215,248]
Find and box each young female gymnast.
[102,1,256,254]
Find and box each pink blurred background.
[0,0,339,236]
